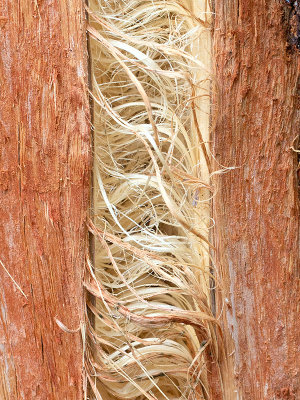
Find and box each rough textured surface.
[213,1,300,399]
[0,1,90,399]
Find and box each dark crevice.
[284,0,300,50]
[85,2,95,398]
[85,0,95,329]
[40,335,44,362]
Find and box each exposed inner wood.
[87,1,222,399]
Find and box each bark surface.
[0,1,90,399]
[213,1,300,399]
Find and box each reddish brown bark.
[213,1,300,399]
[0,1,90,399]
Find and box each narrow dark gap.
[85,4,96,397]
[85,0,95,328]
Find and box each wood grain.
[213,1,300,399]
[0,1,90,398]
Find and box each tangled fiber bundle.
[86,1,220,399]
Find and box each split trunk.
[0,0,299,399]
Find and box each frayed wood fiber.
[86,1,221,399]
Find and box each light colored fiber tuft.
[86,1,220,399]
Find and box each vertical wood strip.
[0,1,90,398]
[213,1,300,398]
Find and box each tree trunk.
[0,1,90,399]
[213,1,299,399]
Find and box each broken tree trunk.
[0,1,90,399]
[213,1,299,399]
